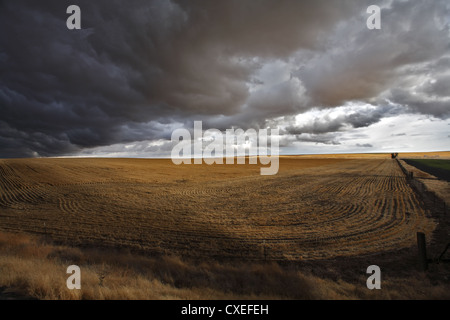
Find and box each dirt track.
[0,157,437,261]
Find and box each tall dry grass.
[0,231,448,300]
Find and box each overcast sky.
[1,0,449,158]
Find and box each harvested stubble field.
[1,153,450,300]
[0,155,440,261]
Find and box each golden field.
[0,152,449,299]
[0,155,439,259]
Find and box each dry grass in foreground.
[0,231,449,300]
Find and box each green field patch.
[404,159,450,182]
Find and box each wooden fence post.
[417,232,428,271]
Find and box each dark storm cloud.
[1,0,449,157]
[0,0,360,157]
[294,0,450,110]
